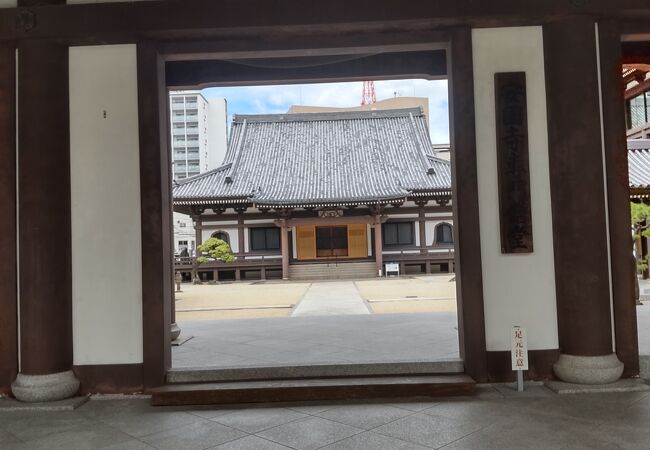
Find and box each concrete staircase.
[289,261,377,280]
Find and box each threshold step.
[150,374,475,406]
[167,360,465,384]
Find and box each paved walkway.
[291,282,370,317]
[173,313,459,368]
[3,385,650,449]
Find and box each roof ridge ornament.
[225,119,248,184]
[408,112,436,176]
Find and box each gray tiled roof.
[173,108,451,207]
[629,144,650,191]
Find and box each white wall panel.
[201,228,239,253]
[70,45,143,365]
[472,27,558,351]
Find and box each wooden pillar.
[13,40,79,401]
[194,216,202,256]
[0,44,16,396]
[599,20,639,376]
[449,28,488,382]
[418,208,427,254]
[374,217,383,276]
[137,41,172,389]
[544,18,623,382]
[238,214,245,256]
[281,220,289,280]
[191,216,202,283]
[643,230,649,280]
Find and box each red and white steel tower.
[361,80,376,105]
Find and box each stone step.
[167,360,465,384]
[289,262,377,280]
[150,374,476,406]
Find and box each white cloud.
[204,78,449,144]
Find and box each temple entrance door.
[316,226,348,258]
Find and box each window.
[435,222,453,245]
[211,230,230,244]
[382,222,414,246]
[626,91,650,130]
[250,227,280,251]
[178,240,188,246]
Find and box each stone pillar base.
[170,322,181,341]
[11,370,80,402]
[553,353,624,385]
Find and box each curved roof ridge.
[174,163,232,185]
[232,107,424,124]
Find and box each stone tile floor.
[173,312,460,369]
[3,385,650,449]
[174,280,650,370]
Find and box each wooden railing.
[174,253,283,268]
[383,248,454,261]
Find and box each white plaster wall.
[386,213,419,219]
[203,220,238,226]
[201,228,239,253]
[472,27,558,351]
[245,219,276,224]
[70,45,143,365]
[0,1,16,7]
[425,212,453,218]
[425,220,454,246]
[414,222,420,247]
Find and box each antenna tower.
[361,81,376,105]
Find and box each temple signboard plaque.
[495,72,534,254]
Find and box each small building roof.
[629,143,650,196]
[173,108,451,207]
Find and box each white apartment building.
[170,90,228,254]
[169,90,228,179]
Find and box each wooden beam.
[165,50,447,88]
[1,0,650,43]
[624,76,650,100]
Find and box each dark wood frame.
[136,28,489,388]
[603,21,640,376]
[0,0,644,395]
[0,44,16,395]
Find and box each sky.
[203,79,450,145]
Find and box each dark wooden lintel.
[1,1,650,43]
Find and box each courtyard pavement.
[291,282,370,317]
[173,275,650,369]
[173,312,459,368]
[3,385,650,449]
